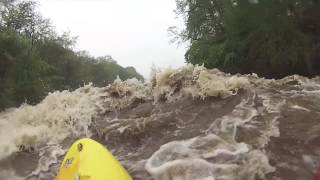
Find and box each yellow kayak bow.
[56,138,132,180]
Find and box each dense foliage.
[174,0,320,78]
[0,0,143,109]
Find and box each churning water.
[0,65,319,180]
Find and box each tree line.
[173,0,320,78]
[0,0,143,110]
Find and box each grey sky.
[37,0,187,78]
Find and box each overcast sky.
[37,0,187,78]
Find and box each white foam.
[0,84,104,160]
[0,77,151,160]
[0,65,286,179]
[151,64,250,101]
[291,105,311,112]
[31,145,66,176]
[146,134,274,180]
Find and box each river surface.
[0,65,319,180]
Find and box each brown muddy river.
[0,65,319,180]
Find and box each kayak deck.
[56,138,132,180]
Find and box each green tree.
[0,0,143,110]
[0,30,49,107]
[175,0,320,78]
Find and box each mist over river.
[0,65,319,180]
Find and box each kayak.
[56,138,132,180]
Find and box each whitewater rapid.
[0,65,319,180]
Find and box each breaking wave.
[0,65,319,180]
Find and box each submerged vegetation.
[0,0,143,109]
[172,0,320,78]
